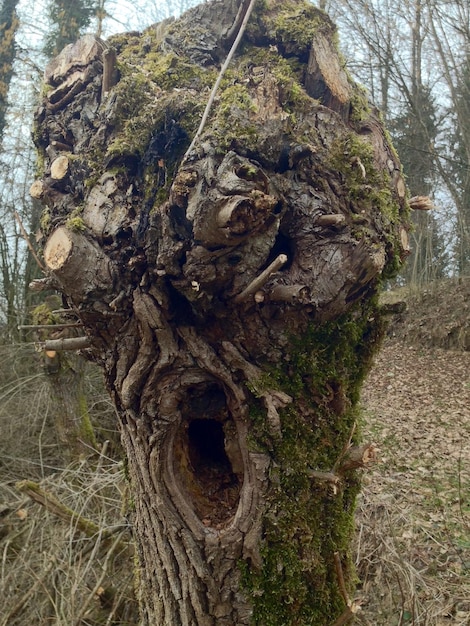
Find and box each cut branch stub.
[44,34,103,86]
[30,179,45,199]
[305,28,352,116]
[43,226,115,303]
[50,154,70,181]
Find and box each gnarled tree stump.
[32,0,409,623]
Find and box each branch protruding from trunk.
[317,214,346,227]
[102,47,117,97]
[338,443,377,473]
[233,254,288,303]
[30,179,45,199]
[43,226,115,303]
[39,336,91,351]
[50,154,70,181]
[269,284,311,304]
[409,195,434,211]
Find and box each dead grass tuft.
[0,454,138,626]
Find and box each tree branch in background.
[14,211,46,272]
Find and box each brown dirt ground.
[356,319,470,624]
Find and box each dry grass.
[0,454,138,626]
[0,341,137,625]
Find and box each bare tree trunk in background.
[0,0,20,139]
[32,0,410,623]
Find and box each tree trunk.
[32,0,410,623]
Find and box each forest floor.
[355,280,470,625]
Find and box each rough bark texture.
[32,0,410,623]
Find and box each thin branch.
[16,480,129,553]
[182,0,257,161]
[18,323,83,330]
[14,211,46,273]
[334,552,350,606]
[308,470,341,486]
[330,607,356,626]
[72,531,126,626]
[332,421,357,473]
[29,276,62,292]
[1,557,56,625]
[233,254,288,303]
[38,336,92,351]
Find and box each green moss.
[329,134,401,223]
[272,56,311,112]
[268,0,324,59]
[218,83,256,118]
[40,207,51,234]
[142,52,215,92]
[66,215,86,232]
[349,85,371,124]
[242,299,385,624]
[32,302,59,325]
[327,130,408,280]
[213,82,259,151]
[105,73,156,159]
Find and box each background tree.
[426,0,470,274]
[325,0,470,281]
[32,0,410,623]
[43,0,98,58]
[0,0,20,139]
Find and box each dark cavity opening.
[188,419,231,471]
[264,231,294,270]
[172,384,242,528]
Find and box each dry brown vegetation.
[355,278,470,625]
[0,278,469,625]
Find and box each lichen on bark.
[32,0,410,623]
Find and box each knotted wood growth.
[32,0,410,623]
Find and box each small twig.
[331,552,362,626]
[18,323,83,331]
[182,0,257,161]
[96,440,110,473]
[51,308,78,315]
[330,552,359,626]
[334,552,350,605]
[72,531,126,626]
[332,421,357,473]
[29,276,62,292]
[234,254,288,303]
[308,470,341,486]
[14,211,47,272]
[330,607,356,626]
[1,557,56,625]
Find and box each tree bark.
[32,0,410,623]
